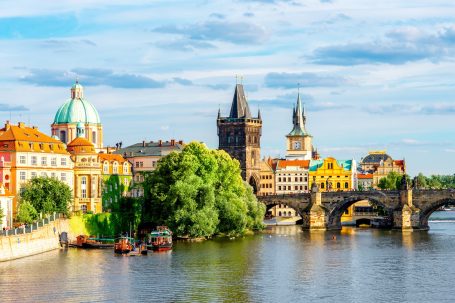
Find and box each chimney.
[142,140,146,147]
[178,140,183,145]
[158,139,162,147]
[18,122,25,129]
[4,120,10,130]
[170,139,175,146]
[32,126,38,130]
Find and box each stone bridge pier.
[258,179,455,230]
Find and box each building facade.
[309,157,356,192]
[51,81,103,151]
[99,153,132,210]
[67,128,102,214]
[275,159,310,194]
[115,140,185,197]
[0,121,74,215]
[360,151,406,187]
[0,184,13,229]
[217,84,262,192]
[258,158,275,196]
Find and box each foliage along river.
[2,211,455,302]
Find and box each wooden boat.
[76,235,114,249]
[147,226,173,252]
[114,236,134,254]
[129,243,148,256]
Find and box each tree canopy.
[413,174,455,189]
[378,172,411,190]
[141,142,265,238]
[20,177,72,216]
[16,201,38,224]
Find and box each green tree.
[110,197,142,236]
[415,173,428,189]
[378,172,411,190]
[0,206,4,221]
[16,201,38,224]
[142,142,265,238]
[20,177,72,216]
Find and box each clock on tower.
[293,141,301,150]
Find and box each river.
[1,211,455,302]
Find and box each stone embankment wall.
[0,218,69,262]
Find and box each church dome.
[53,81,101,125]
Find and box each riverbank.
[0,218,69,262]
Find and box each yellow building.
[258,158,275,196]
[66,124,102,214]
[309,157,355,192]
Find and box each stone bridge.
[258,187,455,230]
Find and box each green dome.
[53,82,101,125]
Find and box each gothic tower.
[217,84,262,193]
[285,91,313,160]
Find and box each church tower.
[217,84,262,193]
[285,91,313,160]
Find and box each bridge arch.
[327,195,391,229]
[419,198,455,228]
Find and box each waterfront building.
[275,159,310,194]
[99,153,132,210]
[258,158,275,196]
[285,92,315,160]
[0,184,13,228]
[51,81,103,151]
[359,151,405,187]
[309,157,356,192]
[0,121,74,215]
[217,83,262,193]
[357,173,373,190]
[66,124,102,213]
[114,140,184,197]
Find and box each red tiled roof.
[99,153,128,163]
[277,159,310,169]
[358,173,373,179]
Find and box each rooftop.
[114,140,185,157]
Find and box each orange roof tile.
[67,137,96,154]
[0,122,68,154]
[277,159,310,169]
[358,174,373,179]
[99,153,128,163]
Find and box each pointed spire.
[288,86,308,136]
[258,108,261,120]
[229,84,252,119]
[217,105,221,119]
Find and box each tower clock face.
[293,141,301,150]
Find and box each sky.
[0,0,455,176]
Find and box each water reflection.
[1,212,455,302]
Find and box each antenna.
[235,74,238,84]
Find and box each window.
[81,176,87,198]
[81,204,87,214]
[152,161,157,168]
[51,172,56,178]
[31,156,37,166]
[288,177,291,182]
[61,173,66,182]
[328,163,333,169]
[345,182,349,189]
[19,156,26,164]
[41,172,47,177]
[321,183,325,189]
[278,177,281,182]
[41,157,47,166]
[51,157,57,166]
[135,162,139,168]
[278,186,281,190]
[31,172,37,178]
[60,131,67,143]
[123,163,129,173]
[61,158,67,166]
[20,171,26,180]
[113,162,118,174]
[103,162,109,174]
[337,182,341,189]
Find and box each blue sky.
[1,0,455,176]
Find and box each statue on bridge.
[311,176,319,193]
[400,175,410,190]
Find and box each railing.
[0,213,63,237]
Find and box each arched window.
[345,182,349,189]
[123,162,129,173]
[321,183,325,189]
[337,182,341,189]
[60,130,66,143]
[113,162,118,174]
[278,211,282,216]
[103,161,109,174]
[288,211,292,217]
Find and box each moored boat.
[76,235,114,249]
[147,226,173,252]
[114,236,134,254]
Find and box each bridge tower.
[217,83,262,193]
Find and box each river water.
[1,211,455,303]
